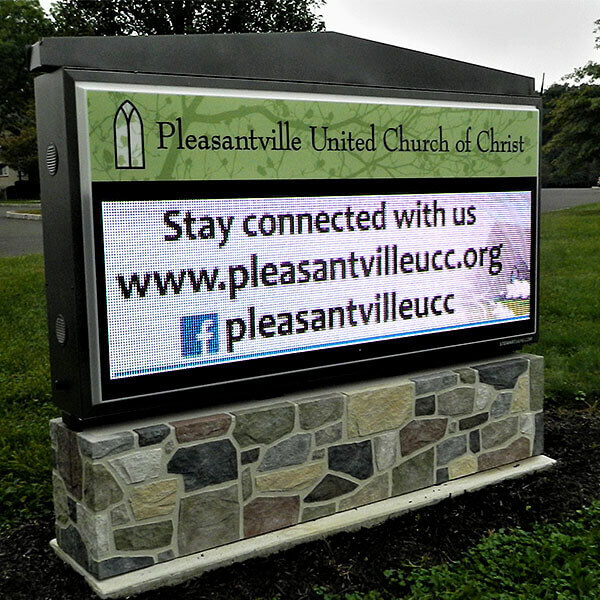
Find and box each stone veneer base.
[50,353,549,595]
[52,454,555,599]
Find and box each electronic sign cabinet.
[32,34,554,597]
[31,33,541,427]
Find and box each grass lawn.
[524,202,600,408]
[0,255,57,527]
[0,203,599,595]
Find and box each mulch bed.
[1,407,599,600]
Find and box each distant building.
[0,164,29,196]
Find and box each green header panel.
[86,89,539,182]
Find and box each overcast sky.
[38,0,600,90]
[322,0,600,90]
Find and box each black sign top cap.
[29,31,535,97]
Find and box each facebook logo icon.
[180,314,219,357]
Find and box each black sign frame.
[32,39,541,427]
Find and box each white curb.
[5,210,42,221]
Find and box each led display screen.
[101,190,531,380]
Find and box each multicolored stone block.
[51,354,545,580]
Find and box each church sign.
[32,35,540,425]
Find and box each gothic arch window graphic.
[113,100,145,169]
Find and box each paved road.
[541,188,600,212]
[1,189,599,257]
[0,204,44,257]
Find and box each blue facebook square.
[181,314,219,357]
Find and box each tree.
[50,0,325,36]
[0,0,325,191]
[0,0,53,185]
[542,83,600,187]
[541,19,600,187]
[0,0,52,133]
[0,102,38,177]
[566,18,600,84]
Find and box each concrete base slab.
[51,454,555,599]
